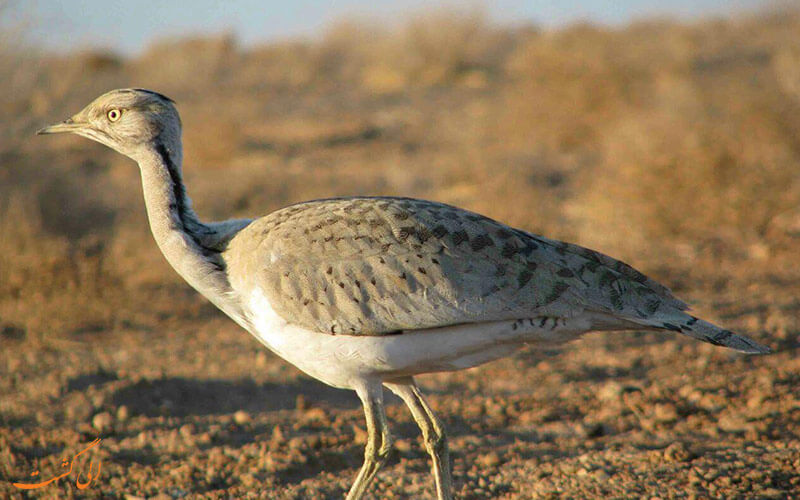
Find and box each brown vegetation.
[1,7,799,499]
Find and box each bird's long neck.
[134,141,241,317]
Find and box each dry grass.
[2,6,799,341]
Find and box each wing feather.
[230,197,685,335]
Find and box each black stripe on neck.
[155,142,189,221]
[154,142,221,260]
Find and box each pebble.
[179,423,195,438]
[598,381,624,401]
[704,468,721,481]
[761,488,787,498]
[653,403,678,423]
[719,414,750,433]
[116,405,130,422]
[302,407,328,424]
[746,392,766,409]
[241,473,256,487]
[271,426,285,444]
[92,411,113,432]
[233,410,252,425]
[288,436,305,450]
[478,451,502,468]
[688,469,703,485]
[306,434,322,449]
[663,442,695,462]
[394,438,412,453]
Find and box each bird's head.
[38,88,181,158]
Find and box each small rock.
[761,488,787,499]
[653,403,678,423]
[394,438,412,453]
[307,434,322,449]
[718,414,749,434]
[746,393,766,409]
[233,410,251,425]
[179,423,195,438]
[288,436,305,450]
[478,451,502,468]
[598,381,623,402]
[271,426,285,444]
[116,405,129,422]
[91,393,105,409]
[704,467,721,481]
[241,472,257,487]
[92,411,113,432]
[302,407,328,424]
[664,442,695,462]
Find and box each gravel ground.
[2,271,798,499]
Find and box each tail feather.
[653,314,770,354]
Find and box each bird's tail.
[645,313,770,354]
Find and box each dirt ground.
[4,271,800,499]
[2,7,800,499]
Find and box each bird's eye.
[107,109,122,122]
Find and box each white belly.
[245,288,590,390]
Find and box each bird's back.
[224,196,688,336]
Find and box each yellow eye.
[107,109,122,122]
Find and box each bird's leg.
[385,378,453,500]
[346,383,393,500]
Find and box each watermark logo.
[13,438,102,490]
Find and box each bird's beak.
[37,117,85,135]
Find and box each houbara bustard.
[39,89,769,499]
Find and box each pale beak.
[37,117,85,135]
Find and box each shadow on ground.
[110,376,360,417]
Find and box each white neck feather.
[133,143,247,323]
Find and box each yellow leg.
[385,378,453,500]
[346,383,393,500]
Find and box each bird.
[38,88,769,500]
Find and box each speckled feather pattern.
[225,196,689,337]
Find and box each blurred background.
[1,1,799,497]
[2,0,798,339]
